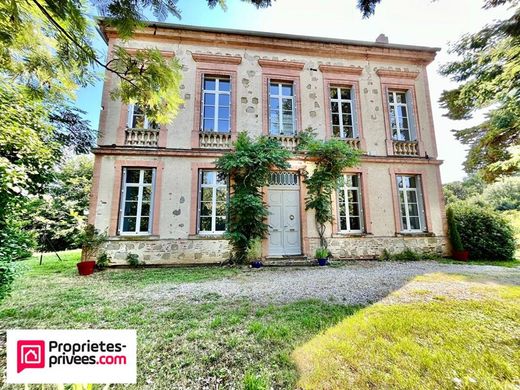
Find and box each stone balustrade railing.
[393,140,419,156]
[199,132,232,149]
[125,128,160,147]
[340,138,361,150]
[269,134,299,151]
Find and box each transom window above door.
[330,87,358,139]
[269,82,296,135]
[388,90,416,141]
[202,76,231,133]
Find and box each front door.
[268,184,302,256]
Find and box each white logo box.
[7,329,136,384]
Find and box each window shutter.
[416,176,427,232]
[351,87,359,139]
[406,90,417,141]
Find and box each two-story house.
[90,21,448,264]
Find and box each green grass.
[437,258,520,268]
[1,250,358,389]
[293,274,520,390]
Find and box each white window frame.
[268,81,296,135]
[330,86,358,139]
[197,170,228,234]
[127,104,157,130]
[397,175,426,232]
[337,174,364,233]
[118,168,156,235]
[201,76,231,133]
[388,90,415,141]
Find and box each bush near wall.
[450,201,516,261]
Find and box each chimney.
[376,34,389,44]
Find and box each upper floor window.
[198,170,228,234]
[201,76,231,133]
[337,174,363,232]
[119,168,155,235]
[127,104,158,129]
[330,87,358,139]
[397,175,426,232]
[269,81,295,135]
[388,91,416,141]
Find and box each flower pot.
[452,250,469,262]
[317,258,328,266]
[251,261,263,269]
[77,261,96,276]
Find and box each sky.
[78,0,514,184]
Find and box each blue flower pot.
[318,258,328,266]
[251,261,263,268]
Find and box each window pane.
[332,114,340,125]
[219,94,230,106]
[218,120,230,132]
[215,201,227,215]
[281,84,293,96]
[341,102,351,114]
[215,217,226,231]
[340,217,347,231]
[123,217,136,232]
[351,175,359,187]
[204,78,216,90]
[125,187,139,201]
[397,176,404,188]
[124,202,138,216]
[203,106,215,119]
[338,198,346,215]
[139,217,150,232]
[407,191,417,203]
[202,170,215,184]
[216,187,227,202]
[142,186,152,202]
[408,176,417,188]
[388,92,394,103]
[330,88,338,99]
[332,126,341,137]
[204,93,215,105]
[410,217,421,230]
[126,170,141,184]
[199,217,212,231]
[397,92,406,103]
[400,130,410,141]
[400,117,409,130]
[349,217,360,231]
[282,99,293,111]
[269,83,279,96]
[201,187,213,202]
[203,119,214,131]
[200,202,212,216]
[141,202,151,218]
[132,115,145,129]
[408,203,419,217]
[340,88,351,100]
[330,102,339,113]
[143,170,153,184]
[218,107,230,120]
[218,79,230,92]
[349,202,359,216]
[269,98,279,110]
[343,114,352,126]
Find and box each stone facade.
[89,21,449,265]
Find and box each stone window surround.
[259,59,304,136]
[320,65,367,150]
[109,159,164,236]
[377,69,425,157]
[114,48,174,148]
[388,167,433,234]
[331,167,372,235]
[191,53,241,148]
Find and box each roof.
[96,18,440,54]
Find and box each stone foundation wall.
[310,235,449,260]
[103,239,230,265]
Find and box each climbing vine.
[298,129,361,248]
[215,132,291,264]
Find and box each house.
[90,21,448,264]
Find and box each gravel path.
[140,261,520,306]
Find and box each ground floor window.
[337,174,363,232]
[119,168,155,235]
[397,175,426,232]
[198,170,228,234]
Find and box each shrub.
[380,248,440,261]
[78,224,107,261]
[450,201,516,260]
[315,247,329,259]
[482,176,520,211]
[126,253,140,267]
[446,207,464,251]
[96,252,110,270]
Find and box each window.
[201,76,231,133]
[269,82,295,135]
[330,87,357,138]
[198,170,228,233]
[337,174,363,232]
[397,175,426,232]
[119,168,155,235]
[388,91,415,141]
[127,105,158,129]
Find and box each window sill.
[110,235,160,241]
[332,232,370,238]
[188,234,228,240]
[395,232,435,237]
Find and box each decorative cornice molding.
[191,53,242,65]
[319,64,363,75]
[376,69,420,79]
[123,48,175,57]
[258,59,305,70]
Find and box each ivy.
[298,129,361,248]
[215,132,291,264]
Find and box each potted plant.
[77,224,107,275]
[248,239,263,268]
[96,252,111,270]
[315,247,329,266]
[447,207,468,261]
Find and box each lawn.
[1,251,519,389]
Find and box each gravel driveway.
[141,261,520,306]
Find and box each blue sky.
[79,0,513,183]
